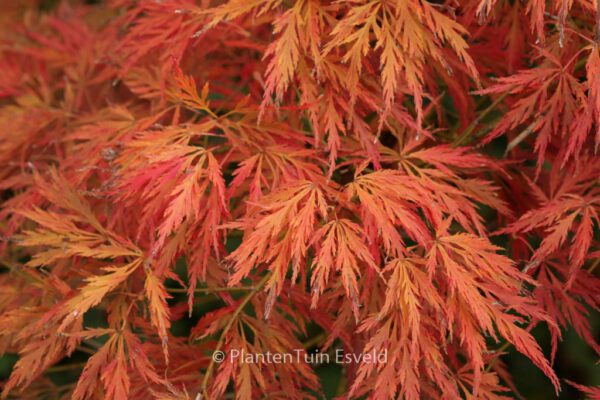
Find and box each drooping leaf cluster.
[0,0,598,399]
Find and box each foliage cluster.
[0,0,599,399]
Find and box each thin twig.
[76,346,96,356]
[504,120,538,157]
[167,286,256,294]
[484,341,512,373]
[453,91,511,147]
[587,257,600,274]
[46,362,87,373]
[198,272,271,399]
[302,332,326,350]
[596,0,600,44]
[483,341,528,400]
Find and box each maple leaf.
[2,335,72,397]
[262,5,301,106]
[226,180,328,316]
[59,260,142,331]
[144,269,172,362]
[532,258,600,360]
[114,127,228,308]
[100,336,130,400]
[227,145,325,201]
[456,367,513,400]
[156,147,226,247]
[73,332,115,400]
[476,45,596,168]
[377,257,444,354]
[172,66,212,115]
[565,380,600,400]
[347,170,433,256]
[323,0,478,127]
[428,226,560,393]
[310,219,378,320]
[503,161,600,284]
[1,1,600,399]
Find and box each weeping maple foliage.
[0,0,599,399]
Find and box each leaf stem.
[302,332,326,350]
[199,272,271,399]
[484,341,512,372]
[167,286,256,294]
[46,362,87,373]
[596,0,600,43]
[587,257,600,274]
[453,91,510,147]
[76,346,96,356]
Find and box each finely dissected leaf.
[144,270,172,362]
[73,334,114,400]
[310,219,377,319]
[565,380,600,400]
[429,230,560,393]
[60,261,141,331]
[347,170,432,255]
[100,336,130,400]
[1,1,599,399]
[226,180,328,316]
[502,162,600,284]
